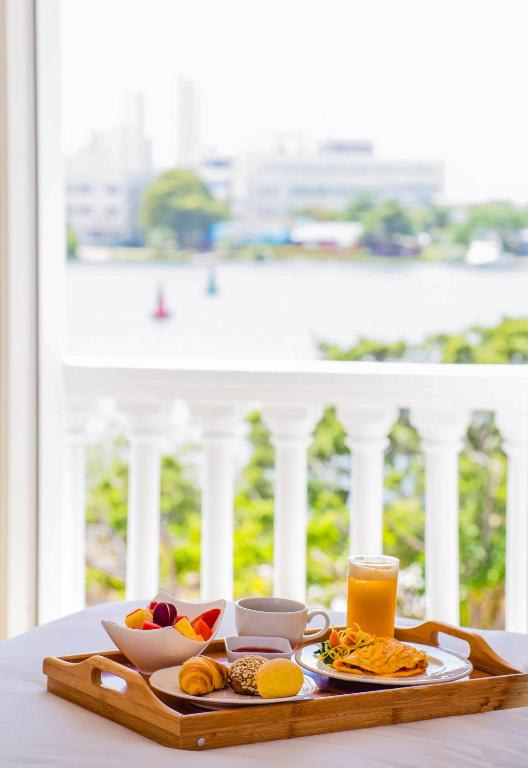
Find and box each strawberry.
[198,608,221,629]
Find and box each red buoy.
[152,284,171,320]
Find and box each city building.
[197,155,233,201]
[66,94,153,246]
[175,77,201,168]
[229,140,443,219]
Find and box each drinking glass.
[347,554,399,637]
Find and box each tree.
[66,226,79,259]
[141,169,228,250]
[340,193,378,222]
[362,200,415,240]
[452,201,528,248]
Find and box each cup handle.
[301,609,330,644]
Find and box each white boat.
[465,239,501,266]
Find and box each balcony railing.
[53,358,528,632]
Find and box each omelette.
[332,637,428,677]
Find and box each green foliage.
[286,197,528,262]
[361,200,415,239]
[66,227,79,259]
[339,193,378,222]
[451,201,528,247]
[141,169,229,250]
[319,338,408,362]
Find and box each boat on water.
[465,239,501,267]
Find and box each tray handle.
[45,653,172,714]
[395,620,520,675]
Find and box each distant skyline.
[61,0,528,204]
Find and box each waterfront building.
[174,77,201,168]
[229,140,443,219]
[66,94,153,246]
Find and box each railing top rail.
[64,357,528,412]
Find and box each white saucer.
[150,664,316,709]
[296,641,472,686]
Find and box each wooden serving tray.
[43,621,528,751]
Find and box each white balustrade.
[61,398,90,614]
[338,407,397,555]
[411,408,470,624]
[496,409,528,632]
[192,404,243,601]
[118,401,166,601]
[55,359,528,632]
[262,406,320,601]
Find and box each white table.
[1,601,527,767]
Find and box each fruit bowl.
[101,592,226,675]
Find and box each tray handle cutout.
[395,621,520,676]
[45,652,174,715]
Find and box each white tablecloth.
[1,601,527,767]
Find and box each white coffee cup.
[235,597,330,647]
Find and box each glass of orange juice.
[347,554,399,637]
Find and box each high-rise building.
[175,77,201,168]
[66,94,153,246]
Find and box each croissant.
[179,656,229,696]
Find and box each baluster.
[496,409,528,632]
[411,408,469,624]
[262,406,320,601]
[338,407,397,555]
[61,398,89,614]
[118,401,166,600]
[193,404,243,600]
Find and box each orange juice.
[347,555,398,637]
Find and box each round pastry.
[255,658,304,699]
[229,654,267,695]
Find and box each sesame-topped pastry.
[229,654,267,695]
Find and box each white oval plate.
[296,642,472,686]
[150,664,317,709]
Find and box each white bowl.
[101,591,225,675]
[224,635,292,662]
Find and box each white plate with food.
[150,664,316,709]
[296,627,472,686]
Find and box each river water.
[66,260,528,359]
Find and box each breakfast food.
[173,616,203,641]
[199,608,221,628]
[179,656,229,696]
[229,655,267,695]
[192,617,212,641]
[316,624,428,677]
[256,659,304,698]
[124,607,151,629]
[152,601,177,627]
[315,624,376,664]
[333,636,428,677]
[141,620,161,630]
[123,598,221,641]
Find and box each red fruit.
[174,615,189,624]
[198,608,221,629]
[152,601,178,627]
[141,621,161,630]
[191,616,212,641]
[149,600,158,611]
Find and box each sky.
[60,0,528,203]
